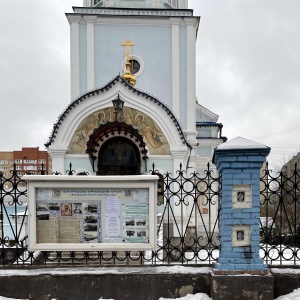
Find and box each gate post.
[211,137,273,300]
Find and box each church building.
[45,0,226,178]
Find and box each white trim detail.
[68,15,82,101]
[73,8,193,17]
[85,16,97,91]
[122,55,144,77]
[232,225,251,247]
[186,18,197,133]
[47,149,68,175]
[48,81,189,173]
[170,17,181,118]
[232,185,252,209]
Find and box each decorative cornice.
[44,75,190,149]
[67,15,82,24]
[83,15,98,23]
[72,7,193,17]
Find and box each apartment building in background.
[0,147,52,178]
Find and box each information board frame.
[24,175,158,251]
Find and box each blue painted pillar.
[213,137,270,274]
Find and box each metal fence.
[260,163,300,266]
[0,163,221,266]
[1,163,300,266]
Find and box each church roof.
[45,75,190,148]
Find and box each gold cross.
[121,39,135,61]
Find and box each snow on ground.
[0,296,211,300]
[1,289,300,300]
[0,266,299,299]
[158,293,212,300]
[274,288,300,300]
[158,290,300,300]
[0,266,211,277]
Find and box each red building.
[0,147,52,177]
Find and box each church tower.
[46,0,225,178]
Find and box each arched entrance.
[86,121,148,175]
[97,137,141,175]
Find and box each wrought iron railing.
[0,163,221,266]
[2,162,300,267]
[260,163,300,266]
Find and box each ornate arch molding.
[86,121,148,173]
[44,75,191,150]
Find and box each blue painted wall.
[213,142,270,272]
[78,21,188,127]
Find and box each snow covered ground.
[1,289,300,300]
[0,266,299,300]
[157,289,300,300]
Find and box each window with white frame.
[16,166,22,170]
[14,159,22,164]
[0,160,8,164]
[24,166,37,171]
[38,159,46,164]
[0,166,7,171]
[24,160,37,164]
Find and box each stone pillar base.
[211,272,274,300]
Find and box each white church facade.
[45,0,226,179]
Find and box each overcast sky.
[0,0,299,169]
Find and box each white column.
[178,0,188,9]
[47,149,67,175]
[68,15,82,101]
[85,16,97,91]
[170,18,181,119]
[145,0,152,8]
[185,0,189,9]
[185,18,197,132]
[83,0,92,6]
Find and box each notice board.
[24,175,158,251]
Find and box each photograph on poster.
[126,219,135,226]
[137,220,146,226]
[36,203,48,211]
[86,204,97,213]
[73,203,83,214]
[137,231,146,237]
[36,212,49,220]
[126,230,135,237]
[36,203,49,220]
[48,202,60,211]
[83,212,100,243]
[85,215,97,223]
[84,231,98,242]
[61,203,72,216]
